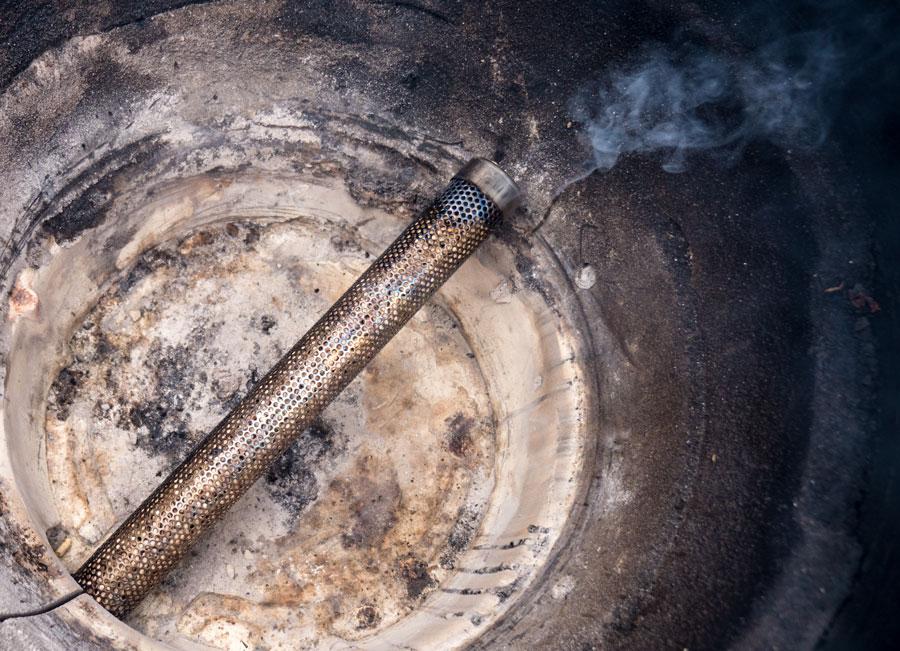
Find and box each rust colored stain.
[8,271,39,320]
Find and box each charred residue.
[41,178,114,244]
[47,225,253,462]
[493,575,525,603]
[27,141,510,645]
[117,246,184,295]
[0,136,162,280]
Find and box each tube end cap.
[456,158,521,215]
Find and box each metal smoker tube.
[73,159,520,617]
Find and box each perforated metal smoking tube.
[73,159,520,617]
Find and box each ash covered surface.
[41,214,497,646]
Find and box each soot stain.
[243,222,261,246]
[118,243,184,294]
[445,412,474,457]
[340,473,401,549]
[492,222,560,310]
[515,248,558,310]
[129,403,190,458]
[265,418,338,520]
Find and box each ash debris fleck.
[244,367,261,394]
[258,314,277,334]
[493,575,525,603]
[242,222,261,245]
[45,523,67,549]
[847,283,881,314]
[505,539,527,549]
[472,563,514,575]
[356,604,381,630]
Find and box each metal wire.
[73,160,518,617]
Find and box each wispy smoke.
[570,32,841,173]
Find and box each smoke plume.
[569,2,897,174]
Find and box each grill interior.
[0,2,897,650]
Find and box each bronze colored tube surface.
[73,159,520,617]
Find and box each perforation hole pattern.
[72,177,501,617]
